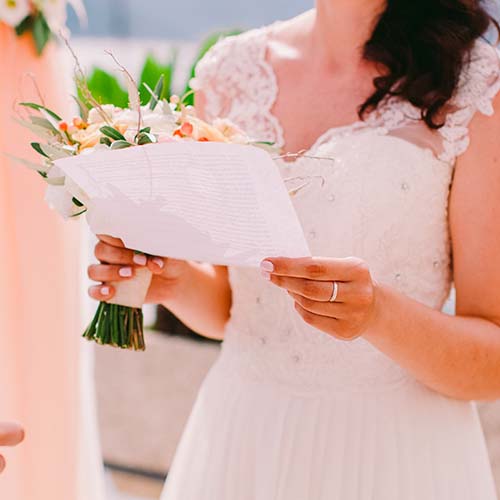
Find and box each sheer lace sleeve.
[191,28,284,145]
[438,41,500,164]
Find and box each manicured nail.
[119,267,133,277]
[152,257,164,269]
[260,260,274,273]
[133,253,147,266]
[101,286,110,296]
[261,270,271,281]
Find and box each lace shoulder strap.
[191,26,284,145]
[439,41,500,163]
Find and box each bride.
[89,0,500,498]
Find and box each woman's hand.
[261,256,380,340]
[0,422,24,473]
[88,235,189,304]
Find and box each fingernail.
[261,270,271,281]
[260,260,274,273]
[133,253,147,266]
[152,257,164,269]
[101,286,110,296]
[119,267,133,277]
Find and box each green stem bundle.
[83,302,145,351]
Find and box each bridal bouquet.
[1,0,86,54]
[15,60,273,351]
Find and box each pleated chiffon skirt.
[161,348,497,500]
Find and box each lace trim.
[193,25,284,147]
[194,28,500,165]
[438,42,500,164]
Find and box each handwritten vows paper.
[55,142,311,267]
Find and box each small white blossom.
[44,184,80,218]
[38,0,67,34]
[44,166,85,219]
[0,0,30,27]
[87,105,117,125]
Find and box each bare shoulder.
[456,40,500,173]
[450,53,500,320]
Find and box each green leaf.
[32,12,51,55]
[38,143,74,160]
[110,140,133,150]
[100,137,112,147]
[15,15,33,36]
[134,127,153,143]
[72,197,84,207]
[31,142,50,158]
[136,132,156,146]
[149,74,164,110]
[46,176,65,186]
[19,102,62,122]
[251,141,280,154]
[182,30,243,105]
[139,53,175,105]
[15,117,54,140]
[83,68,129,108]
[70,208,87,218]
[4,153,49,173]
[72,95,90,122]
[100,126,126,141]
[30,116,59,134]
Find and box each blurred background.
[67,3,500,499]
[68,2,316,499]
[1,1,499,500]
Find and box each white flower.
[67,0,86,26]
[80,144,110,156]
[112,106,177,135]
[45,184,81,219]
[87,105,118,125]
[44,165,87,219]
[0,0,30,27]
[38,0,67,34]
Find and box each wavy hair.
[360,0,499,128]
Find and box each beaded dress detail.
[161,26,500,500]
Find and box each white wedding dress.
[161,23,500,500]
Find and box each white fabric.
[161,24,500,500]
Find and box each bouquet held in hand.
[16,60,273,351]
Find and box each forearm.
[367,284,500,401]
[161,262,232,341]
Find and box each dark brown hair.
[360,0,499,129]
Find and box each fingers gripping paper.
[55,142,311,267]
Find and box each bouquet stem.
[83,266,152,351]
[83,303,145,351]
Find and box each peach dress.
[0,25,105,500]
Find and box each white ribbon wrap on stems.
[107,267,153,309]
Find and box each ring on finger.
[329,281,339,303]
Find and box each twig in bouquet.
[284,174,328,196]
[105,50,142,134]
[283,174,327,187]
[60,33,111,125]
[273,150,336,163]
[25,73,46,107]
[11,73,44,121]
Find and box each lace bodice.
[193,25,500,395]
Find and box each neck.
[312,0,386,64]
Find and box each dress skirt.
[161,340,497,500]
